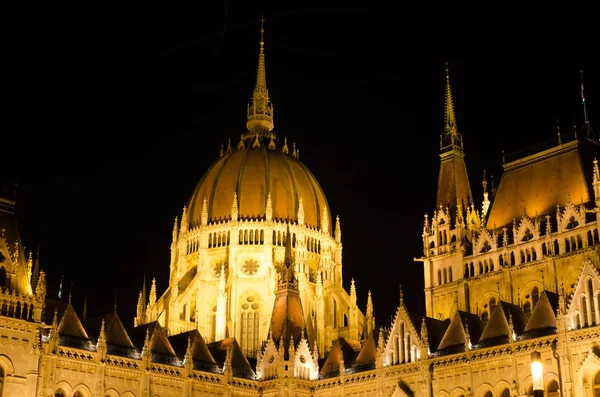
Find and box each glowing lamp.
[530,351,544,397]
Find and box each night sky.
[4,2,599,328]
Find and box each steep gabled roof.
[207,338,255,379]
[421,317,449,354]
[319,337,362,378]
[130,321,178,365]
[58,303,89,340]
[478,304,510,346]
[523,291,558,337]
[436,310,483,353]
[500,301,529,335]
[168,329,217,370]
[354,331,377,367]
[84,311,138,358]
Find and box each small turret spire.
[297,197,305,226]
[265,192,273,221]
[335,216,341,242]
[350,278,357,306]
[442,61,462,151]
[231,193,239,222]
[246,17,274,135]
[201,197,208,226]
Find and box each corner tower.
[419,62,474,321]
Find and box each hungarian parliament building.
[1,25,600,397]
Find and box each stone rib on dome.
[187,139,330,230]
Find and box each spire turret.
[201,198,208,226]
[246,17,274,135]
[435,61,472,217]
[335,216,341,242]
[442,61,462,151]
[231,193,239,222]
[265,192,273,221]
[297,197,305,226]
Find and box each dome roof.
[187,137,331,231]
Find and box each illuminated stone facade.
[2,26,600,397]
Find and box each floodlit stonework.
[2,24,600,397]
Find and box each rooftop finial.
[441,61,462,151]
[246,16,274,135]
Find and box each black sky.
[3,2,599,327]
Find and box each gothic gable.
[558,199,586,233]
[513,212,539,243]
[567,259,600,328]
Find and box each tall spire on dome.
[246,16,274,135]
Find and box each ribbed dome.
[187,137,331,231]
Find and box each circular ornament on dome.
[242,259,259,276]
[211,262,227,278]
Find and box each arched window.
[589,279,597,325]
[532,287,539,309]
[575,312,582,329]
[524,301,532,316]
[594,370,600,397]
[405,334,411,363]
[55,390,66,397]
[241,295,260,357]
[438,270,442,285]
[582,295,589,327]
[0,266,6,287]
[392,335,399,364]
[399,323,405,364]
[449,267,453,282]
[333,299,337,328]
[443,268,447,284]
[547,380,559,397]
[501,388,510,397]
[489,297,497,315]
[74,392,84,397]
[483,391,493,397]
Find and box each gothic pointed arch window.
[333,298,338,328]
[589,278,597,325]
[74,392,84,397]
[582,295,589,327]
[241,294,260,357]
[594,370,600,397]
[0,266,6,287]
[55,390,66,397]
[489,297,496,315]
[532,287,539,309]
[524,301,531,317]
[399,322,405,363]
[500,388,511,397]
[547,380,559,397]
[483,390,493,397]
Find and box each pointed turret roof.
[269,224,310,359]
[207,338,255,379]
[523,291,558,337]
[436,62,473,214]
